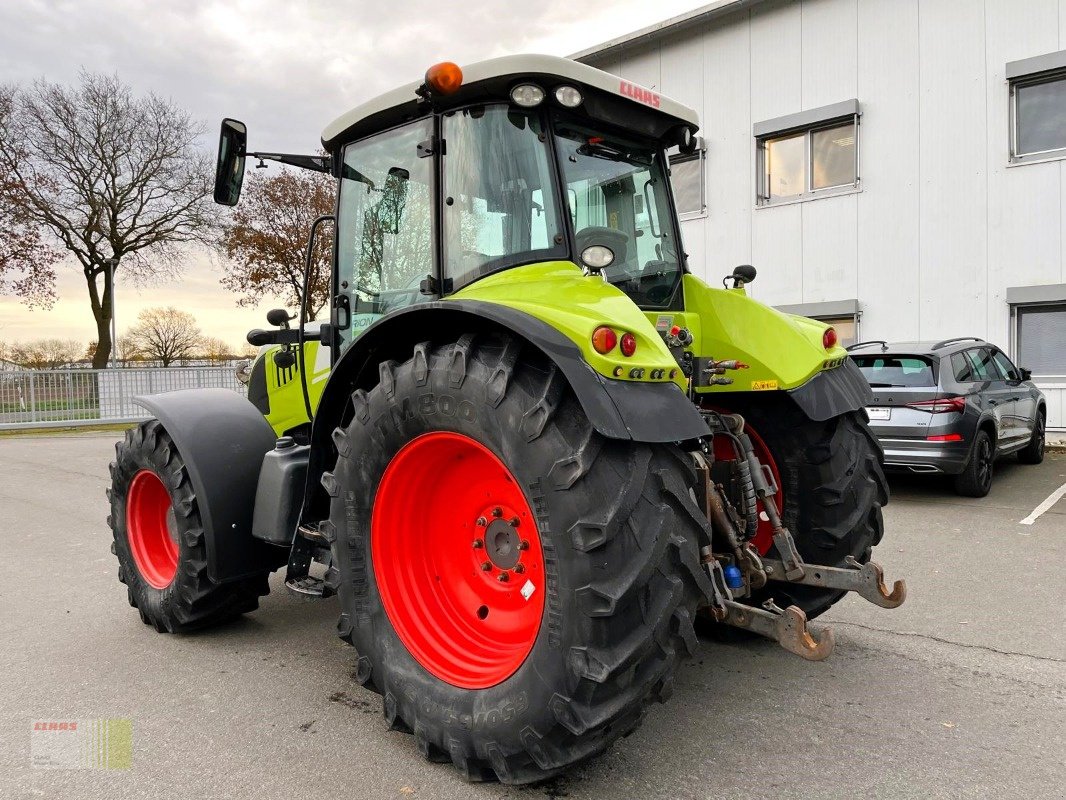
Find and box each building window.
[668,143,705,218]
[1016,303,1066,376]
[773,299,861,347]
[1008,51,1066,163]
[754,100,860,206]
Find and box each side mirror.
[213,118,247,206]
[266,308,293,328]
[1020,367,1032,381]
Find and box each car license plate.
[867,406,891,420]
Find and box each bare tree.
[0,87,63,307]
[123,307,203,367]
[199,336,234,362]
[0,73,216,368]
[6,338,83,369]
[218,167,334,320]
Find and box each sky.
[0,0,706,352]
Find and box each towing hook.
[844,556,908,609]
[720,599,835,661]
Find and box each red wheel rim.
[711,423,782,555]
[371,432,545,689]
[126,470,179,589]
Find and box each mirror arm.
[248,152,331,173]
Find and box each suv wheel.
[954,429,994,497]
[1018,410,1046,465]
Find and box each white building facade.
[575,0,1066,429]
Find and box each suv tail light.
[906,396,966,414]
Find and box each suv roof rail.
[931,336,985,350]
[846,340,888,352]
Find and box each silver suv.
[847,337,1046,497]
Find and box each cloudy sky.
[0,0,704,352]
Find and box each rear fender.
[675,274,869,419]
[299,301,709,525]
[134,389,288,582]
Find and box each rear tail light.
[591,326,617,354]
[822,327,837,349]
[619,332,637,357]
[927,433,963,442]
[907,397,966,414]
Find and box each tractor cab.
[218,55,699,357]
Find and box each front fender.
[133,389,287,582]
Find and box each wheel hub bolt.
[497,572,509,582]
[492,507,503,518]
[513,564,525,574]
[518,540,529,551]
[472,539,484,549]
[510,517,521,527]
[481,561,492,571]
[476,516,487,527]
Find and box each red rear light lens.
[619,332,637,357]
[927,433,964,442]
[907,397,966,414]
[822,327,837,349]
[591,326,617,354]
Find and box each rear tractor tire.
[711,397,888,620]
[325,333,715,784]
[107,420,270,633]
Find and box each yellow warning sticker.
[751,380,779,391]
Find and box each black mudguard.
[787,359,873,422]
[134,389,287,582]
[300,301,710,524]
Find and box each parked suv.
[847,337,1046,497]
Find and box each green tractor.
[107,55,904,783]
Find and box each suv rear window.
[850,355,937,387]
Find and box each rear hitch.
[721,599,835,661]
[762,555,907,609]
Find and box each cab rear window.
[850,355,937,387]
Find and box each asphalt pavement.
[1,432,1063,800]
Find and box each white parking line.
[1019,481,1066,526]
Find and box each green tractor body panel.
[665,273,848,394]
[450,261,684,389]
[251,338,330,437]
[255,264,849,437]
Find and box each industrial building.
[574,0,1066,429]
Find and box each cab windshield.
[554,118,683,309]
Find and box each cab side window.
[991,350,1020,381]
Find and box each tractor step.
[761,555,906,609]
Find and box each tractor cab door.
[334,117,436,357]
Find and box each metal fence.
[0,367,247,429]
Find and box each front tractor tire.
[325,334,714,784]
[107,420,270,633]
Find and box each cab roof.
[321,53,700,150]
